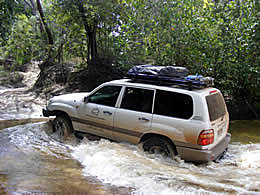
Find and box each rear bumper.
[176,133,231,163]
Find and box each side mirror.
[83,96,89,104]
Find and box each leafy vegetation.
[0,0,259,117]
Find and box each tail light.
[209,90,218,94]
[198,129,214,146]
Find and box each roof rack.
[126,73,214,90]
[126,65,214,90]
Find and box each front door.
[74,85,122,139]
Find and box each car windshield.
[206,92,226,121]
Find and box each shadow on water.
[0,120,259,194]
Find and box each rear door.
[206,91,229,143]
[152,90,195,143]
[113,87,154,144]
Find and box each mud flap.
[214,148,228,163]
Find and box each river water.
[0,120,259,195]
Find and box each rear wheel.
[52,115,73,140]
[142,137,176,159]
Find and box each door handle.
[91,108,100,116]
[103,111,112,115]
[138,117,150,122]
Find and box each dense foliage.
[0,0,259,107]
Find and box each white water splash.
[7,122,76,158]
[72,139,260,195]
[226,144,260,169]
[2,122,260,194]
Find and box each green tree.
[0,0,258,115]
[53,0,123,68]
[0,0,24,45]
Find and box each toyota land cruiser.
[43,78,231,162]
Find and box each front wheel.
[52,115,73,141]
[142,137,176,159]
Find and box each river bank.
[1,61,259,121]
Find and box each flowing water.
[0,120,259,195]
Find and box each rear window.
[206,92,226,121]
[154,90,193,119]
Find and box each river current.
[0,120,259,194]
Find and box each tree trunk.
[87,24,98,68]
[29,0,37,15]
[77,0,98,67]
[36,0,55,71]
[36,0,54,46]
[23,0,37,15]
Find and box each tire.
[53,115,73,140]
[142,137,176,159]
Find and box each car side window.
[88,85,122,107]
[121,87,154,113]
[154,90,193,119]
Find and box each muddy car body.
[43,79,231,162]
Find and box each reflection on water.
[229,120,260,144]
[0,120,259,194]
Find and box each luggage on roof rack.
[126,65,214,89]
[127,64,189,78]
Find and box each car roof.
[104,79,218,96]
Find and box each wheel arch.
[51,110,74,132]
[139,133,178,155]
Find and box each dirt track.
[0,62,45,120]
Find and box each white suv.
[43,79,231,162]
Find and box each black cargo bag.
[127,65,189,79]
